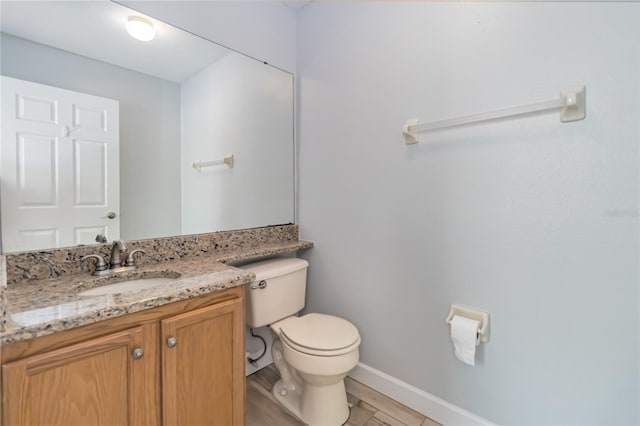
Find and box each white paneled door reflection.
[1,76,119,252]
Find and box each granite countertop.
[1,240,313,345]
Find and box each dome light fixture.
[126,16,155,42]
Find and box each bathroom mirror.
[0,1,294,253]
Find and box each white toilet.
[241,258,361,426]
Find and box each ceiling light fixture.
[126,16,155,41]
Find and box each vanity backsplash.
[4,224,300,286]
[1,255,6,330]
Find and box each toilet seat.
[277,313,361,357]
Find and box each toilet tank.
[240,258,309,328]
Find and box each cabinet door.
[2,324,159,426]
[161,297,245,426]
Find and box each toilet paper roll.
[450,315,479,366]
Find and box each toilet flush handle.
[251,280,267,290]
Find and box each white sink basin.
[79,277,178,296]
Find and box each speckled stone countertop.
[1,239,313,345]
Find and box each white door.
[1,76,119,252]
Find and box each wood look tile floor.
[247,365,441,426]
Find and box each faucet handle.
[124,249,146,267]
[81,254,110,274]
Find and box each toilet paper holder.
[446,304,490,345]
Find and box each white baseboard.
[348,362,495,426]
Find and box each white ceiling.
[0,1,230,83]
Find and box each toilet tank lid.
[239,258,309,281]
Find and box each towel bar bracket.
[403,118,419,145]
[559,86,586,122]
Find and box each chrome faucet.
[81,240,145,276]
[110,240,127,269]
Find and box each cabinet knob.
[132,348,144,360]
[167,337,177,348]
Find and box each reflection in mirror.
[0,1,294,253]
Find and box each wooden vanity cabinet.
[162,298,244,425]
[2,324,159,426]
[1,287,245,426]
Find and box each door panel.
[72,103,107,132]
[16,93,58,124]
[16,133,58,206]
[73,138,107,206]
[1,76,119,251]
[74,225,107,245]
[17,229,59,249]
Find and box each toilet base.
[272,379,303,421]
[273,379,350,426]
[271,338,351,426]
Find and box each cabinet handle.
[167,337,177,348]
[132,348,144,360]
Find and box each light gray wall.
[1,33,182,241]
[297,3,639,425]
[181,52,294,233]
[120,0,297,73]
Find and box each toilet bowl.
[241,258,361,426]
[271,313,360,425]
